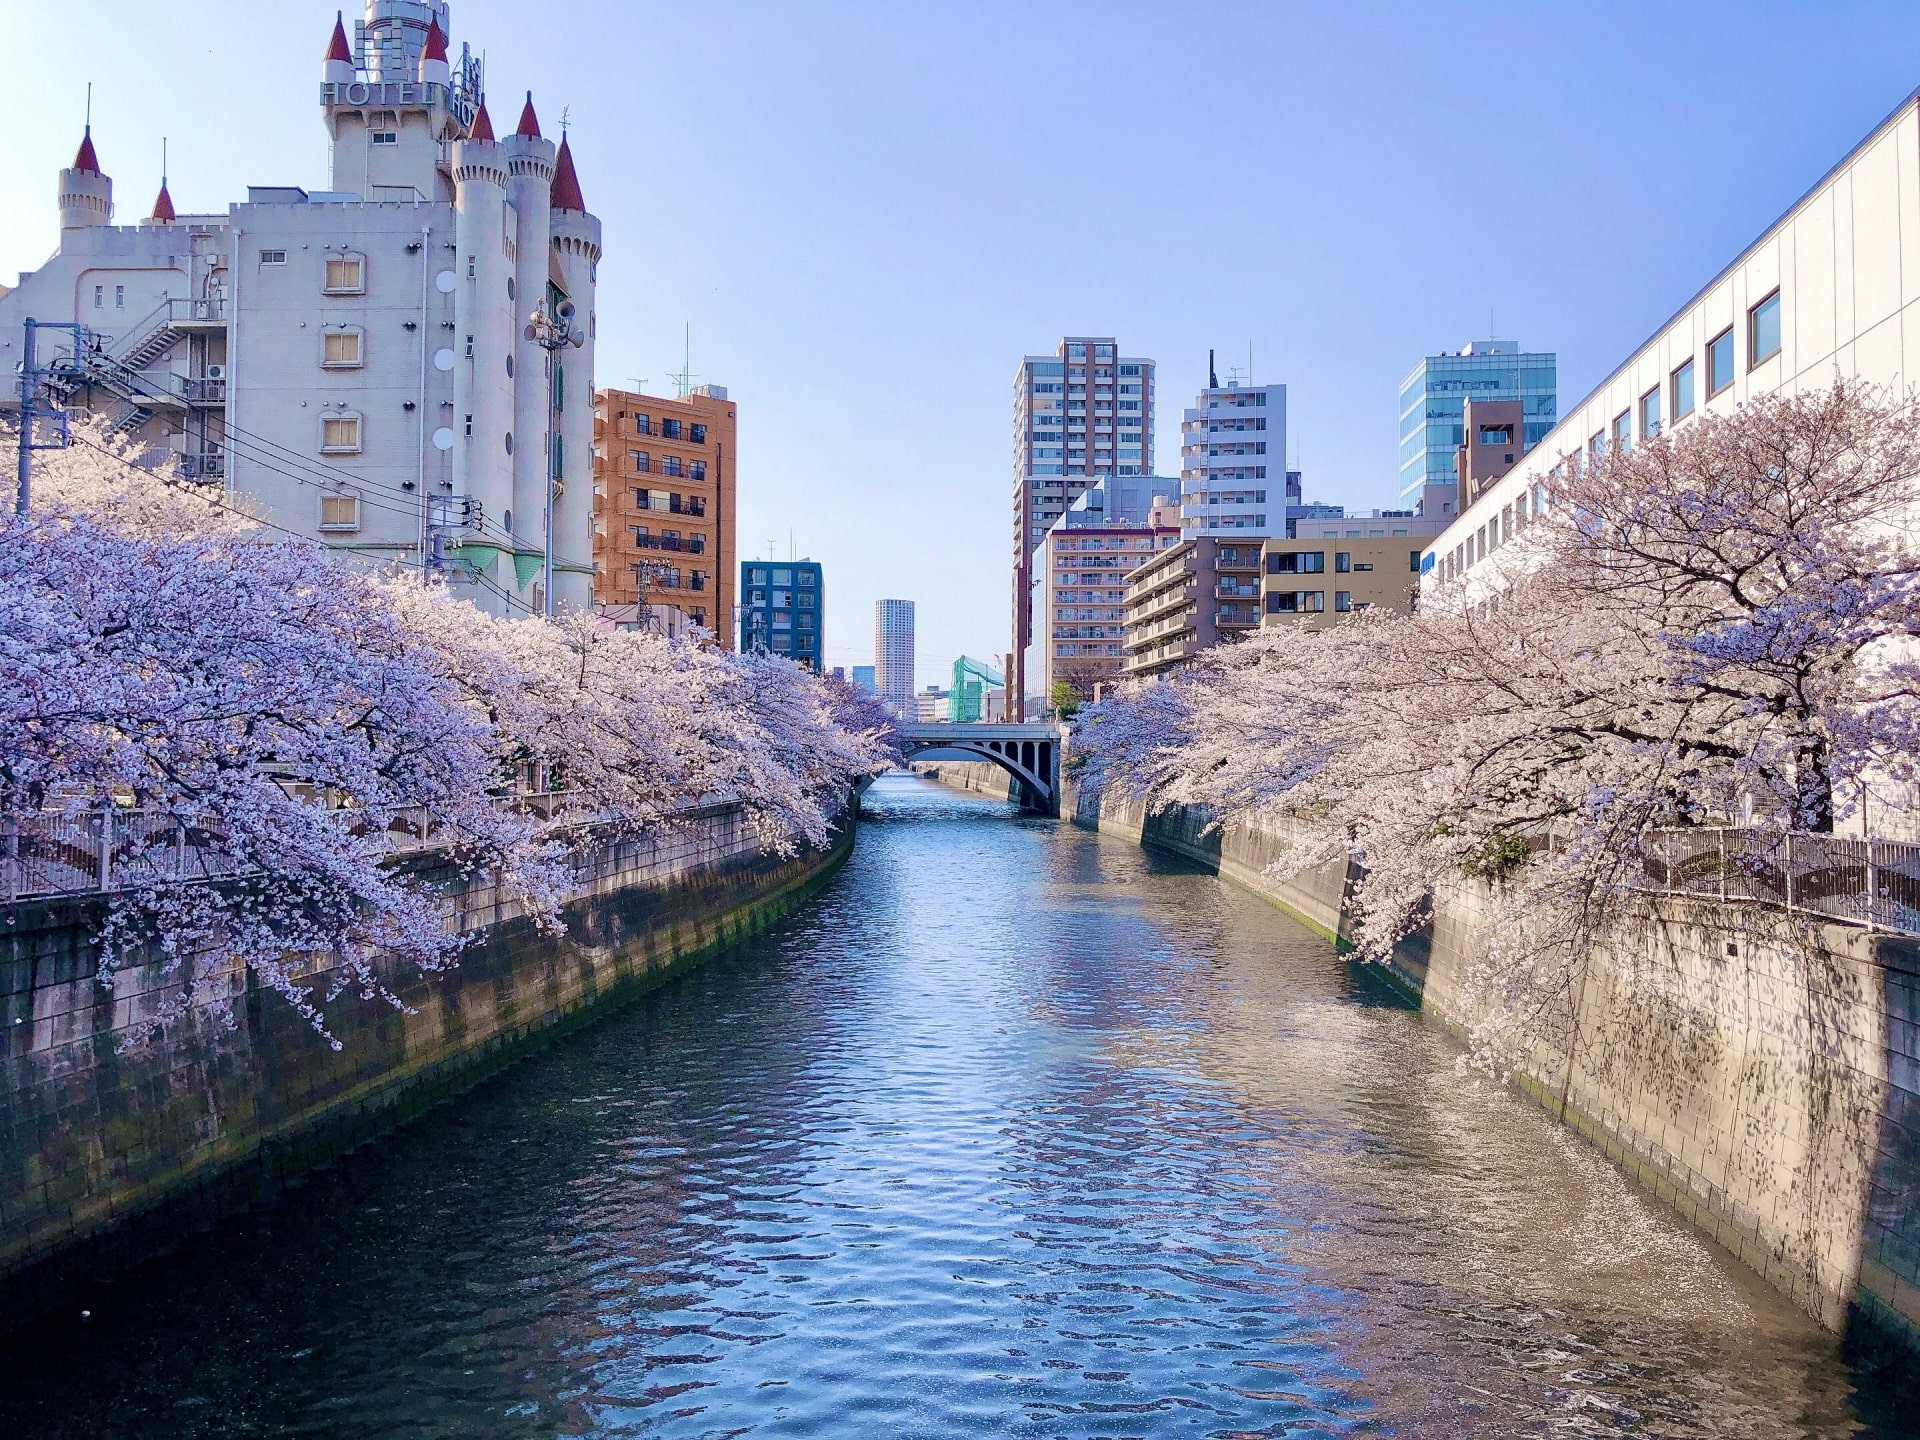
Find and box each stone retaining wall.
[1069,781,1920,1354]
[911,760,1018,803]
[0,803,853,1321]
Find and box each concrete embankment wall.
[1069,782,1920,1354]
[911,760,1018,803]
[0,804,852,1320]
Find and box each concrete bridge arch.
[896,723,1062,815]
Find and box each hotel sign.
[320,81,447,108]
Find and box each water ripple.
[0,775,1897,1437]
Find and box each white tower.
[451,99,515,560]
[501,93,556,596]
[58,129,112,231]
[548,134,601,613]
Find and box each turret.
[501,93,557,598]
[416,15,449,86]
[322,12,355,84]
[452,100,516,566]
[548,133,601,613]
[58,128,112,231]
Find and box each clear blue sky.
[5,2,1918,686]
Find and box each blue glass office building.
[1397,341,1555,505]
[740,560,825,673]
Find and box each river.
[0,774,1907,1437]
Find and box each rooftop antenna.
[788,528,794,561]
[161,135,167,185]
[1208,348,1217,389]
[1248,339,1254,386]
[625,375,648,393]
[669,323,697,397]
[86,81,92,131]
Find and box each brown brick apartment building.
[592,385,737,644]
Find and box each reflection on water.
[0,775,1902,1437]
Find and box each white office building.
[0,1,601,616]
[875,598,916,719]
[1179,372,1286,536]
[1426,87,1920,609]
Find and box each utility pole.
[523,299,586,615]
[15,318,89,517]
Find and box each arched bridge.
[897,722,1063,815]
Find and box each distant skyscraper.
[851,665,875,695]
[739,559,824,673]
[1397,340,1556,509]
[1011,337,1155,715]
[875,599,916,718]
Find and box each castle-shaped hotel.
[0,1,602,614]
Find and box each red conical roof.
[515,92,541,138]
[151,180,175,223]
[468,100,495,142]
[421,16,447,62]
[550,135,584,211]
[325,11,352,62]
[72,127,101,174]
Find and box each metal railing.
[1617,828,1920,935]
[2,790,595,904]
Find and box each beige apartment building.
[591,385,736,644]
[1259,534,1428,627]
[1122,537,1263,678]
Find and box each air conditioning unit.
[204,364,226,381]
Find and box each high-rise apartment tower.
[1179,366,1286,536]
[1010,337,1154,716]
[874,599,916,718]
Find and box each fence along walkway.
[0,792,590,904]
[1613,828,1920,935]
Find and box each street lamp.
[522,300,585,616]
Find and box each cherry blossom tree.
[1074,381,1920,1063]
[2,423,890,1042]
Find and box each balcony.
[176,450,224,481]
[1214,582,1260,600]
[1215,605,1260,627]
[182,376,226,404]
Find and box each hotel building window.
[1640,387,1661,439]
[1612,410,1631,452]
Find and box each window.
[689,423,707,444]
[630,450,650,471]
[1612,410,1631,453]
[259,249,287,265]
[115,285,124,309]
[1335,591,1351,612]
[323,255,365,293]
[1264,591,1324,614]
[320,414,362,453]
[1266,551,1324,574]
[688,460,707,481]
[661,418,682,439]
[690,570,708,592]
[1640,387,1661,439]
[1587,432,1604,468]
[660,456,683,477]
[798,570,817,586]
[1708,327,1735,397]
[1671,358,1695,421]
[632,413,652,436]
[1749,289,1781,367]
[371,130,398,145]
[322,329,363,367]
[93,285,102,308]
[1409,550,1421,572]
[1335,552,1351,573]
[685,496,706,517]
[319,493,360,531]
[749,567,768,585]
[1478,424,1514,446]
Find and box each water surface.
[0,775,1900,1437]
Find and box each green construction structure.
[949,655,1004,723]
